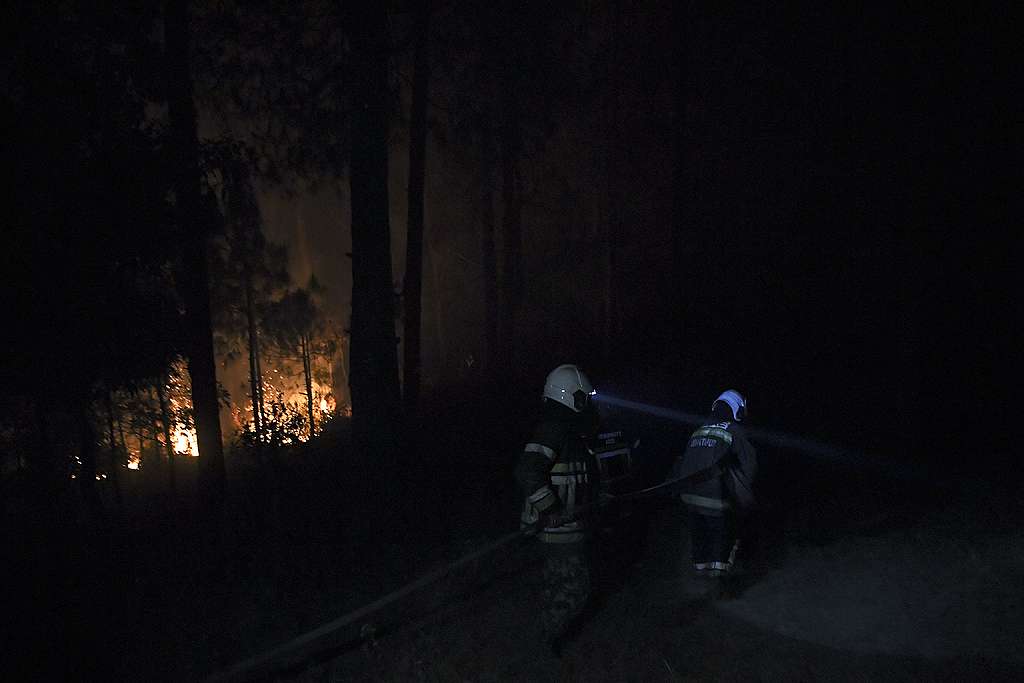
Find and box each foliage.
[261,288,321,353]
[208,147,290,364]
[233,391,309,452]
[0,3,211,486]
[191,0,357,188]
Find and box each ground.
[11,403,1022,682]
[230,473,1024,682]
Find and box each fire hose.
[205,470,703,682]
[205,527,529,682]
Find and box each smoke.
[291,201,314,287]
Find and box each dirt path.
[296,493,1024,682]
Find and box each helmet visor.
[573,388,597,412]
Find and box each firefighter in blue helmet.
[674,389,758,578]
[515,364,601,654]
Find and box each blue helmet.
[713,389,747,422]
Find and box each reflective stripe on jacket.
[674,419,757,515]
[515,410,600,544]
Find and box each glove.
[543,509,571,528]
[523,513,558,535]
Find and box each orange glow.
[233,371,338,443]
[165,359,200,457]
[173,426,198,456]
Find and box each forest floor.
[8,395,1023,682]
[283,480,1024,683]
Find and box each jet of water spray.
[594,393,706,427]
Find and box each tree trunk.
[346,1,402,464]
[243,256,265,442]
[103,391,123,508]
[78,403,106,526]
[255,333,266,432]
[671,1,691,343]
[165,0,226,507]
[31,398,60,526]
[428,238,447,371]
[34,397,52,469]
[116,408,129,464]
[337,336,350,406]
[478,118,499,377]
[156,371,176,495]
[498,86,521,381]
[302,334,315,437]
[603,1,622,364]
[105,392,118,455]
[402,0,431,412]
[603,123,618,364]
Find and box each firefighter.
[515,364,601,654]
[674,389,758,578]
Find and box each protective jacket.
[515,402,601,543]
[674,418,757,515]
[589,429,636,494]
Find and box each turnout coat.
[515,403,601,544]
[674,419,758,515]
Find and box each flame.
[173,426,198,456]
[165,361,200,457]
[233,372,338,443]
[127,453,141,470]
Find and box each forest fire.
[162,370,200,459]
[97,353,342,473]
[232,369,337,445]
[173,425,199,457]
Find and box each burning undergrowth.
[71,345,345,481]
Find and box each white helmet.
[543,364,596,413]
[713,389,747,422]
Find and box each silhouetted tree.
[155,369,176,493]
[346,2,403,466]
[498,81,522,379]
[1,1,191,526]
[209,149,289,444]
[671,1,692,316]
[402,0,432,411]
[430,2,581,381]
[77,403,106,525]
[192,0,406,457]
[191,0,352,186]
[164,0,226,507]
[262,287,326,437]
[103,390,125,507]
[478,118,500,377]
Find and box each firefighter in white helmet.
[515,364,601,654]
[673,389,758,581]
